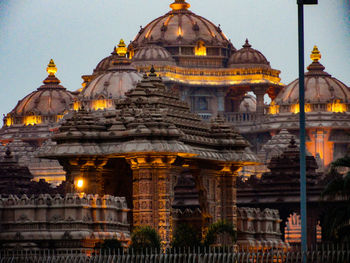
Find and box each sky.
[0,0,349,117]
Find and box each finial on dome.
[170,0,190,11]
[310,45,321,62]
[243,38,251,48]
[116,39,127,57]
[46,59,57,75]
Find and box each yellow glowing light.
[328,100,346,113]
[116,39,127,57]
[310,45,321,62]
[170,0,190,11]
[135,65,283,86]
[5,116,13,126]
[46,59,57,75]
[73,101,81,111]
[195,41,207,56]
[145,29,151,39]
[76,179,84,188]
[92,99,107,110]
[291,103,311,114]
[24,115,42,125]
[56,115,64,122]
[128,47,134,59]
[177,26,183,36]
[269,101,279,115]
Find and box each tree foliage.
[171,224,202,248]
[203,220,237,247]
[130,226,161,251]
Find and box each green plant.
[130,226,161,251]
[171,223,202,248]
[203,220,236,247]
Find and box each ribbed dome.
[132,45,175,66]
[80,71,142,100]
[8,60,75,122]
[132,0,231,49]
[80,58,142,100]
[274,47,350,105]
[228,39,270,68]
[239,94,256,112]
[92,48,119,75]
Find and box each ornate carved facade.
[39,68,258,245]
[0,194,129,249]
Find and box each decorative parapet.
[0,194,130,249]
[237,207,287,250]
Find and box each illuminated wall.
[285,213,321,244]
[92,99,107,110]
[328,100,346,113]
[195,41,207,56]
[24,115,42,126]
[305,128,334,168]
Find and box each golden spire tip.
[170,0,190,11]
[310,45,321,62]
[116,39,127,57]
[46,59,57,75]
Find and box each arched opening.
[194,40,207,56]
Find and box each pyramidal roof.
[40,68,257,164]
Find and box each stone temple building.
[0,0,349,248]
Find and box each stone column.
[127,155,176,246]
[251,86,267,116]
[216,164,239,227]
[216,89,226,113]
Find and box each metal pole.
[297,0,308,258]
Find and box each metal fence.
[1,246,350,263]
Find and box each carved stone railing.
[0,194,130,249]
[224,112,258,124]
[237,207,286,249]
[197,112,212,120]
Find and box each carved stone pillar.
[216,89,226,113]
[251,86,267,116]
[127,155,176,246]
[216,164,239,227]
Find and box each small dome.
[79,52,142,109]
[6,60,75,126]
[92,40,130,76]
[274,46,350,106]
[132,45,175,66]
[92,47,119,76]
[80,71,142,100]
[228,39,270,68]
[239,94,256,112]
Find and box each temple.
[0,0,349,249]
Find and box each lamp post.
[297,0,317,259]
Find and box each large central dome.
[131,0,234,67]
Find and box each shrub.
[130,226,161,251]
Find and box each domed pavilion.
[265,46,350,168]
[0,60,75,184]
[76,40,142,111]
[78,0,283,126]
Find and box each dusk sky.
[0,0,349,118]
